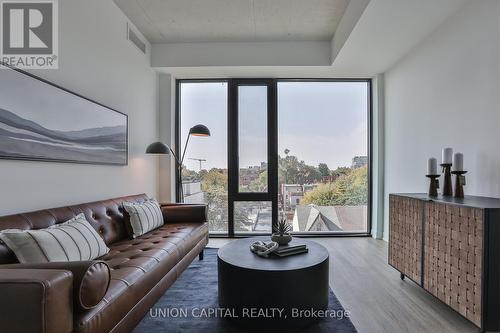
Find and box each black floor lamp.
[146,124,210,203]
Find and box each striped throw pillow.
[123,199,164,238]
[0,214,109,263]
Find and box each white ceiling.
[157,0,469,78]
[331,0,468,76]
[114,0,349,43]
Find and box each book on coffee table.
[274,240,307,254]
[274,247,309,257]
[272,240,308,257]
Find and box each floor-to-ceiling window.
[178,81,228,234]
[278,81,370,233]
[178,79,371,236]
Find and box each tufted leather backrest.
[0,194,148,264]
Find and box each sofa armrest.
[0,268,73,333]
[1,261,110,310]
[160,203,207,223]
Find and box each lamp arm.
[167,146,181,166]
[180,134,191,166]
[175,134,191,204]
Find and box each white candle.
[453,153,464,171]
[442,148,453,164]
[427,158,438,175]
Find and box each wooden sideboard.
[389,193,500,331]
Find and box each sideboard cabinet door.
[423,202,483,327]
[389,195,423,284]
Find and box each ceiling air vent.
[127,23,146,54]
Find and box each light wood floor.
[208,237,478,333]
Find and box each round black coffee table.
[217,236,329,330]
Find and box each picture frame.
[0,64,128,165]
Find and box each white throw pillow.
[0,213,109,263]
[123,199,164,238]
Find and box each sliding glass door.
[177,79,371,236]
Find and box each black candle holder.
[440,163,452,196]
[451,170,467,198]
[426,175,440,197]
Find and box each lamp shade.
[189,124,211,137]
[145,141,170,154]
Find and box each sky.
[180,81,368,172]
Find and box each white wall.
[152,41,331,68]
[158,73,175,203]
[0,0,159,216]
[371,73,385,239]
[383,0,500,239]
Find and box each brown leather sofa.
[0,194,209,333]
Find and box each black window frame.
[176,78,373,238]
[228,79,278,237]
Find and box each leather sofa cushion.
[74,222,208,333]
[1,260,111,310]
[160,203,207,224]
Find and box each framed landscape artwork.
[0,66,128,165]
